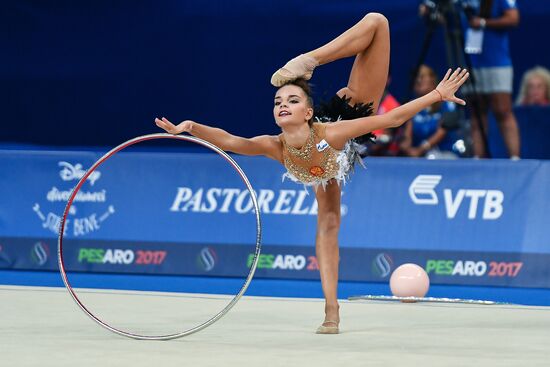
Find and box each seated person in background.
[368,73,402,156]
[400,65,458,158]
[515,66,550,106]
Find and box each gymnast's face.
[273,85,314,127]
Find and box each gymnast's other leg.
[272,12,391,110]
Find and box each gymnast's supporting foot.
[270,53,319,87]
[316,320,339,335]
[316,303,340,334]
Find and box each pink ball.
[390,263,430,299]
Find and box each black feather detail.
[314,94,376,145]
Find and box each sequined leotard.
[280,123,364,189]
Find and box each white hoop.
[58,133,262,340]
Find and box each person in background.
[400,65,458,158]
[465,0,521,159]
[515,66,550,106]
[368,73,402,156]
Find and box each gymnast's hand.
[435,68,470,106]
[155,117,194,135]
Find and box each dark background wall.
[2,0,549,146]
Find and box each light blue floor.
[1,270,549,306]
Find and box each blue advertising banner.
[1,238,548,288]
[1,150,549,288]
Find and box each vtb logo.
[409,175,503,220]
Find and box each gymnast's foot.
[316,304,340,334]
[270,53,319,87]
[316,320,339,334]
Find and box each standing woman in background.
[465,0,521,159]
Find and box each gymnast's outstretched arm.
[154,118,282,161]
[326,68,469,148]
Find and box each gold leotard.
[280,123,362,188]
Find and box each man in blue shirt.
[464,0,521,159]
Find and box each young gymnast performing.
[155,13,469,334]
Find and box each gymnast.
[156,12,469,334]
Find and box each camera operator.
[463,0,521,159]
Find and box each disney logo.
[58,161,101,186]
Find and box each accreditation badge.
[465,28,484,54]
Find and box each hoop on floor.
[348,295,508,305]
[57,133,262,340]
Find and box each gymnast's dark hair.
[279,78,314,107]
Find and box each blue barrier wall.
[2,1,549,148]
[489,106,550,159]
[1,150,549,288]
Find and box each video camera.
[421,0,477,23]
